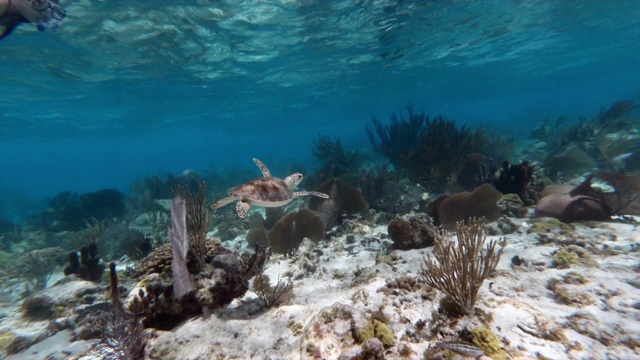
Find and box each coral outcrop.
[387,213,438,250]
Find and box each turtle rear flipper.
[236,200,251,218]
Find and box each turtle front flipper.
[293,191,329,199]
[253,158,272,178]
[211,196,236,210]
[236,200,252,218]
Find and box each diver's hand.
[8,0,47,24]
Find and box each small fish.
[435,341,485,359]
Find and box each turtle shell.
[228,177,294,203]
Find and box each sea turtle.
[211,158,329,218]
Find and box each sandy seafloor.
[2,213,639,360]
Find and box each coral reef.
[420,218,506,315]
[267,208,325,254]
[122,201,271,331]
[367,105,486,191]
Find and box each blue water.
[1,1,640,218]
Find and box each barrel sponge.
[267,208,325,254]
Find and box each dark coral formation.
[308,177,368,230]
[267,208,325,254]
[492,160,539,205]
[387,213,438,250]
[64,242,105,282]
[367,105,486,191]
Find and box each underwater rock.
[438,183,502,231]
[535,193,610,223]
[267,208,325,254]
[387,213,438,250]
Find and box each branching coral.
[313,135,359,174]
[367,105,486,191]
[420,218,506,315]
[251,273,294,308]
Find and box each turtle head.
[284,173,303,188]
